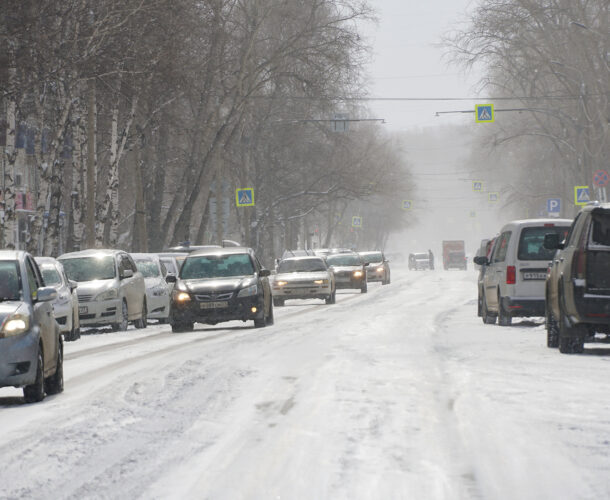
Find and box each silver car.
[272,256,336,306]
[35,257,81,341]
[0,250,63,403]
[131,253,171,323]
[58,249,147,331]
[359,251,391,285]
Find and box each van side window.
[492,232,511,263]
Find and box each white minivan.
[475,218,572,325]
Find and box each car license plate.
[200,301,228,309]
[523,272,546,280]
[79,306,88,314]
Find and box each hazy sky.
[363,0,484,131]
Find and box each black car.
[166,247,273,332]
[544,202,610,353]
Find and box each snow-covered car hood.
[0,301,22,325]
[274,271,330,282]
[75,279,118,295]
[329,265,362,272]
[183,277,253,293]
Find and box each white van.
[476,218,572,325]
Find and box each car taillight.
[573,248,587,279]
[506,265,516,284]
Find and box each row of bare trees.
[447,0,608,217]
[1,0,409,261]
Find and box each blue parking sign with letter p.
[547,198,561,213]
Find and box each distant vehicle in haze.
[359,251,390,284]
[408,252,431,271]
[442,240,467,270]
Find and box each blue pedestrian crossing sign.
[472,181,483,192]
[574,186,590,206]
[235,188,255,207]
[352,216,362,228]
[402,200,413,211]
[547,198,561,214]
[488,192,499,202]
[475,104,495,123]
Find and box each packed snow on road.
[1,266,610,499]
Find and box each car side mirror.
[121,269,134,279]
[259,269,271,278]
[68,280,78,291]
[473,256,488,266]
[37,286,57,302]
[543,233,563,250]
[165,274,177,283]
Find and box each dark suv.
[167,247,273,332]
[545,203,610,353]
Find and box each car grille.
[77,293,94,303]
[195,291,234,301]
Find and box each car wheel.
[171,321,193,333]
[273,297,284,307]
[112,300,129,332]
[134,300,148,329]
[266,300,274,325]
[481,294,497,324]
[325,289,336,304]
[45,340,64,395]
[546,306,559,348]
[360,282,367,294]
[23,348,45,403]
[558,300,585,354]
[498,295,512,326]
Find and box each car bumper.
[335,277,366,289]
[571,291,610,326]
[501,296,546,317]
[0,329,39,388]
[366,270,385,281]
[272,283,332,300]
[77,298,120,326]
[171,294,264,325]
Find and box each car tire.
[558,300,585,354]
[481,294,497,324]
[497,295,512,326]
[134,300,148,329]
[360,282,367,294]
[546,305,559,348]
[23,348,45,403]
[266,300,274,325]
[325,289,336,304]
[45,340,64,395]
[112,300,129,332]
[171,321,193,333]
[273,297,284,307]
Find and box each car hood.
[182,277,253,293]
[275,271,329,281]
[329,265,362,272]
[74,279,118,294]
[0,301,23,325]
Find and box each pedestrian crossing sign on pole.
[402,200,413,211]
[488,192,499,202]
[472,181,483,192]
[475,104,494,123]
[235,188,255,207]
[352,216,362,228]
[574,186,590,206]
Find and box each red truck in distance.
[442,240,467,270]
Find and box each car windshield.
[40,265,62,286]
[278,258,327,273]
[326,254,361,266]
[360,252,383,264]
[135,259,160,278]
[61,256,116,281]
[518,226,569,261]
[181,254,254,279]
[0,261,21,301]
[414,253,429,260]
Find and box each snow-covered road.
[1,267,610,499]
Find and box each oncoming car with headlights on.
[166,247,273,332]
[272,256,336,306]
[359,251,390,285]
[325,252,368,293]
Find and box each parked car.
[131,253,171,323]
[272,256,336,306]
[544,203,610,353]
[167,246,273,332]
[474,218,571,326]
[476,237,497,319]
[408,252,431,270]
[359,251,390,285]
[158,252,187,278]
[35,257,81,341]
[326,252,367,293]
[58,249,147,331]
[0,250,63,403]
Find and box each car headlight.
[173,291,191,302]
[0,313,30,338]
[237,284,258,297]
[353,271,363,278]
[314,279,328,285]
[376,267,384,272]
[96,288,118,301]
[275,280,288,286]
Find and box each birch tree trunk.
[69,111,86,251]
[86,79,97,248]
[2,42,18,249]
